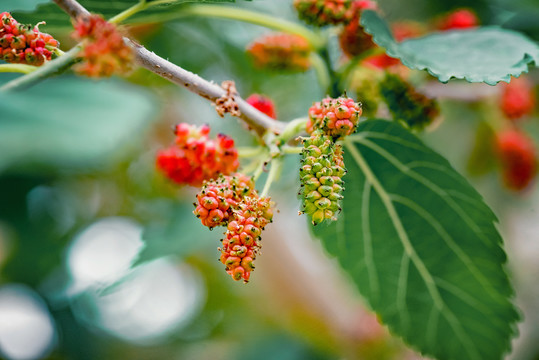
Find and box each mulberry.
[247,33,311,72]
[300,130,346,225]
[0,12,59,66]
[294,0,356,27]
[495,130,537,191]
[338,0,378,57]
[72,14,134,77]
[437,9,478,31]
[500,77,535,121]
[220,196,273,282]
[307,96,362,139]
[380,73,439,130]
[193,173,256,228]
[246,94,277,119]
[156,123,239,187]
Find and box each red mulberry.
[495,130,537,191]
[220,197,273,282]
[307,96,362,139]
[0,12,59,66]
[500,77,535,121]
[156,123,239,187]
[437,9,478,31]
[246,94,277,119]
[193,173,256,228]
[338,0,378,57]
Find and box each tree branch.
[52,0,90,18]
[50,0,286,137]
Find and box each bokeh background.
[0,0,538,359]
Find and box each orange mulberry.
[247,33,311,72]
[193,173,256,229]
[220,197,273,282]
[72,14,134,77]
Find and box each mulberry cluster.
[338,0,378,57]
[307,96,362,139]
[495,130,537,191]
[247,33,311,72]
[246,94,277,119]
[500,77,535,121]
[294,0,355,26]
[193,174,273,282]
[380,73,439,130]
[221,197,273,282]
[156,123,239,187]
[193,173,256,228]
[72,14,134,77]
[300,130,345,225]
[436,9,478,31]
[0,12,59,66]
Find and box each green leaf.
[361,10,539,85]
[12,0,244,31]
[312,120,519,360]
[2,0,50,12]
[0,76,157,173]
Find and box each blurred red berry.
[362,53,400,69]
[72,14,134,77]
[495,130,537,191]
[437,9,478,31]
[247,33,311,72]
[392,21,424,42]
[500,77,536,121]
[294,0,357,27]
[246,94,277,119]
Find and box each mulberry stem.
[168,5,325,50]
[0,64,37,74]
[0,45,82,91]
[261,158,282,198]
[108,0,149,24]
[282,145,304,154]
[237,146,265,158]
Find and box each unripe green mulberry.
[300,130,345,225]
[380,73,439,131]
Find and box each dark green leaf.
[312,120,519,360]
[12,0,245,31]
[0,76,157,173]
[361,10,539,85]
